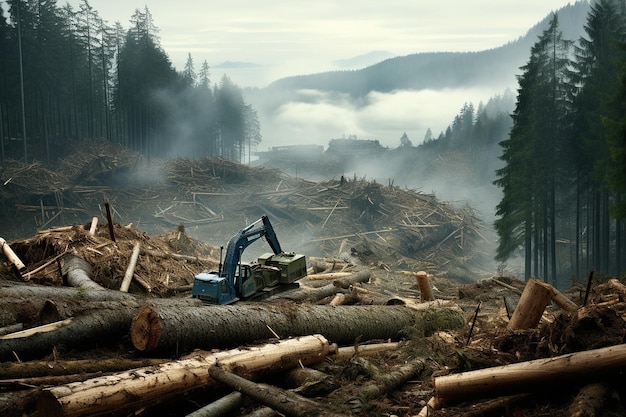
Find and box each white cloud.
[254,87,503,150]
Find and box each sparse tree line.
[492,1,626,286]
[0,0,261,163]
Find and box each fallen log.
[0,306,138,361]
[272,269,370,302]
[130,303,464,354]
[433,343,626,407]
[62,255,105,290]
[355,358,426,402]
[566,383,610,417]
[0,358,168,379]
[285,367,340,396]
[209,365,348,417]
[186,391,244,417]
[38,335,330,417]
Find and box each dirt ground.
[1,142,626,416]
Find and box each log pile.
[0,141,490,281]
[2,141,626,416]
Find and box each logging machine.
[192,215,307,304]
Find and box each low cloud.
[253,86,503,150]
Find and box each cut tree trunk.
[434,343,626,406]
[0,306,138,361]
[130,303,464,354]
[38,335,330,417]
[415,271,434,302]
[507,277,552,330]
[209,365,349,417]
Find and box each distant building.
[255,144,324,163]
[325,138,387,158]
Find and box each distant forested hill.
[264,2,590,97]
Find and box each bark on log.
[566,383,610,417]
[507,277,552,330]
[355,358,426,402]
[130,303,464,354]
[241,408,281,417]
[285,367,340,396]
[62,255,104,290]
[459,394,529,417]
[0,306,138,361]
[434,343,626,406]
[186,391,244,417]
[209,365,349,417]
[0,323,23,336]
[0,358,168,379]
[38,335,330,417]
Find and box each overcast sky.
[64,0,577,87]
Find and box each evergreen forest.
[493,0,626,286]
[0,0,261,163]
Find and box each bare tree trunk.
[38,335,330,417]
[434,343,626,407]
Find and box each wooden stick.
[119,243,141,292]
[434,343,626,407]
[88,217,98,236]
[23,250,68,281]
[465,302,481,346]
[583,270,594,306]
[0,237,26,273]
[104,200,116,242]
[0,319,73,340]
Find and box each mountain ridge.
[260,1,590,97]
